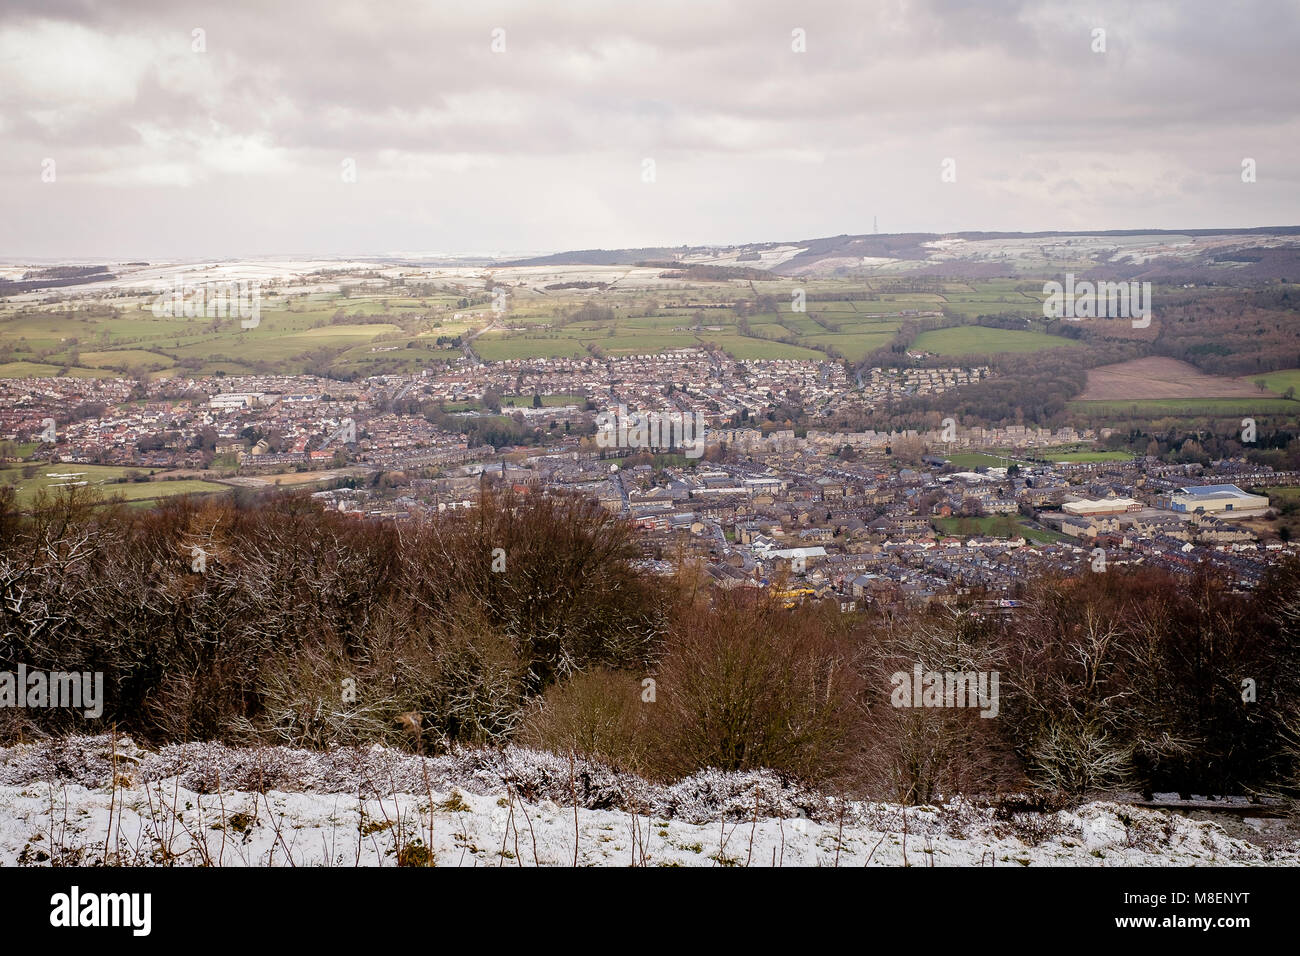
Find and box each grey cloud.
[1,0,1297,257]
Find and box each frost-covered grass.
[0,736,1294,867]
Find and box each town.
[6,347,1296,612]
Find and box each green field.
[1260,486,1300,505]
[934,296,1044,320]
[1040,449,1134,463]
[913,326,1081,356]
[0,463,228,508]
[701,334,825,360]
[501,392,587,408]
[0,361,67,377]
[78,349,173,371]
[473,334,586,360]
[943,452,1021,469]
[0,361,109,378]
[801,331,895,361]
[934,515,1066,543]
[1245,369,1300,395]
[938,447,1128,467]
[95,479,229,504]
[1068,398,1300,416]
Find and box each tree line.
[1,485,1298,802]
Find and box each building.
[209,392,264,410]
[1062,496,1142,516]
[1161,484,1270,518]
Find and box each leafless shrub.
[516,668,652,774]
[650,592,864,782]
[853,610,1022,804]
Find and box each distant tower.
[873,216,878,235]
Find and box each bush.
[852,613,1023,804]
[650,592,864,783]
[516,668,652,773]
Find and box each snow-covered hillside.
[0,736,1293,867]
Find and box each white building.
[1163,484,1269,517]
[1063,496,1142,516]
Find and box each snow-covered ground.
[0,736,1293,867]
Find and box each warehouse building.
[1062,496,1143,516]
[1160,483,1270,517]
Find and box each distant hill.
[499,247,686,267]
[500,227,1300,283]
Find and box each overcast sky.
[2,0,1297,260]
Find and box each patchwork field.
[1078,357,1268,401]
[0,273,1089,372]
[1,269,1293,393]
[0,289,464,379]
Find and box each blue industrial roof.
[1178,483,1250,497]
